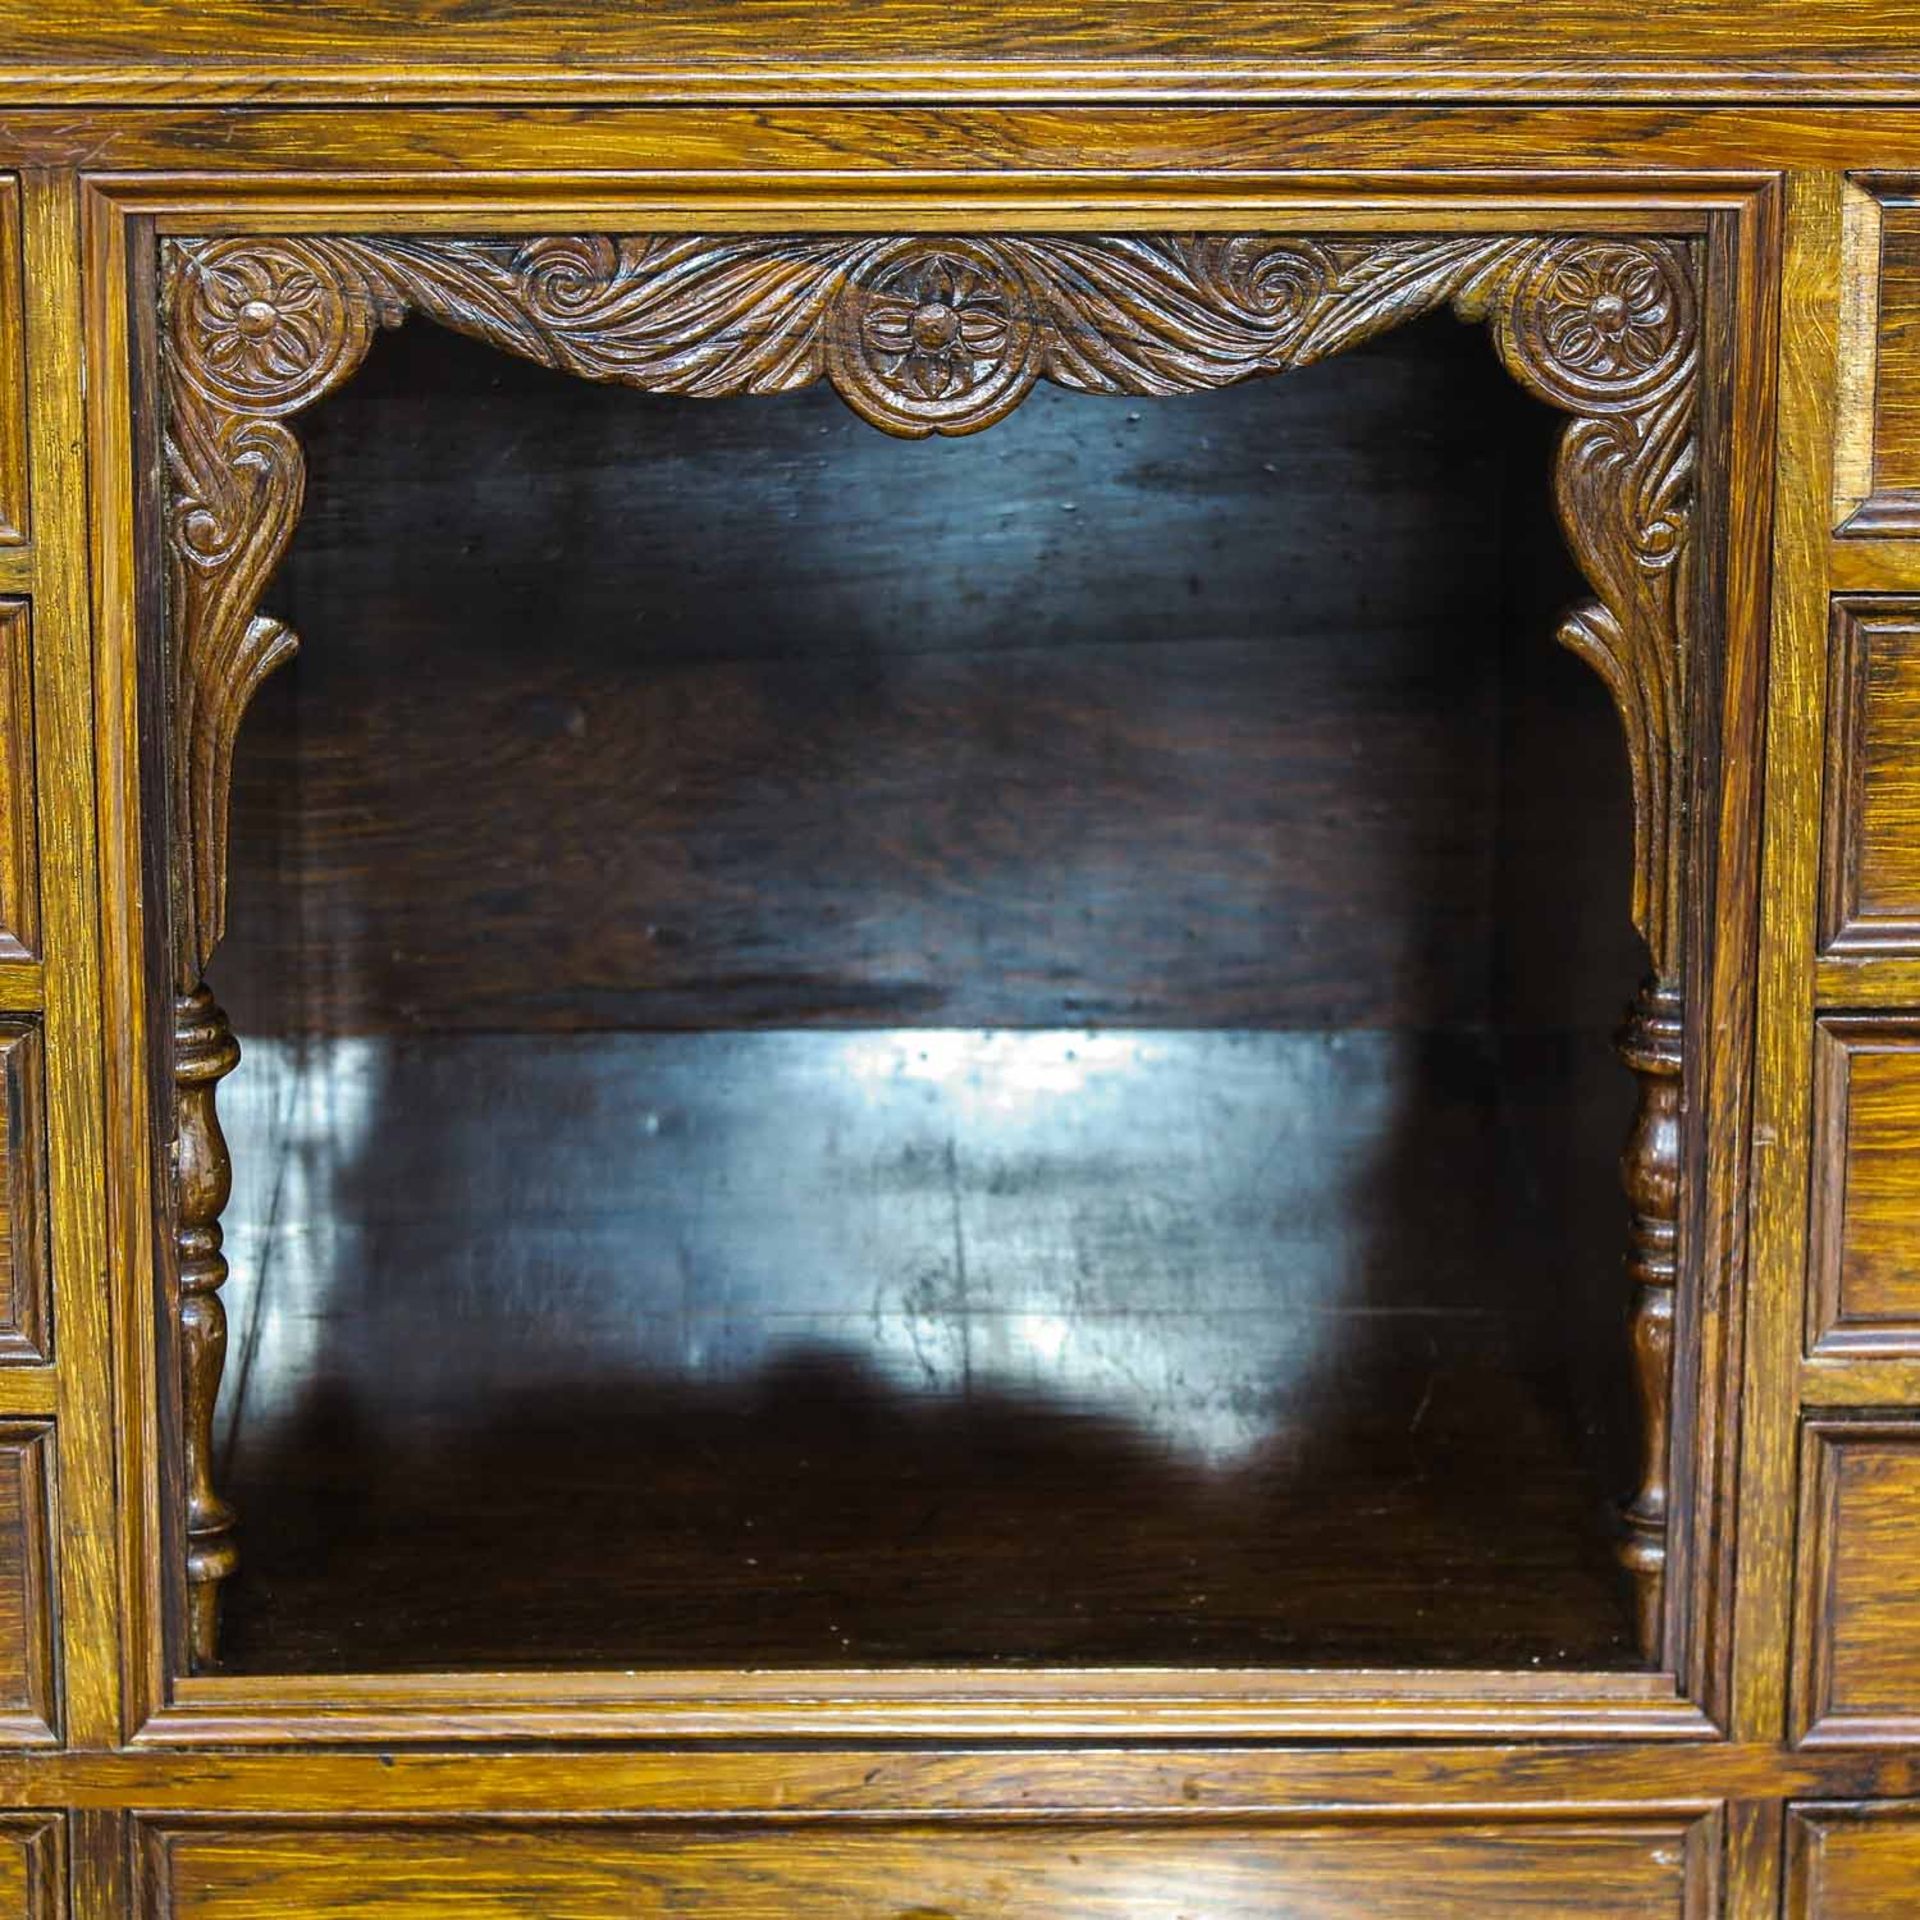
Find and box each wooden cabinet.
[10,5,1920,1915]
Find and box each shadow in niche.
[205,307,1647,1675]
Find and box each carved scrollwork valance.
[160,229,1698,989]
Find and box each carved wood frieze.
[159,227,1701,1666]
[162,229,1699,988]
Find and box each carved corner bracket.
[159,227,1702,1665]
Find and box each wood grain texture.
[0,608,37,967]
[25,165,125,1750]
[0,184,23,549]
[1788,1802,1920,1917]
[0,1426,57,1747]
[206,1029,1637,1676]
[1851,194,1920,533]
[0,106,1888,185]
[140,1814,1716,1919]
[1810,1021,1920,1355]
[8,1,1920,103]
[1728,168,1830,1760]
[1822,597,1920,950]
[1795,1421,1920,1747]
[0,1815,62,1920]
[216,317,1606,1037]
[0,1025,50,1367]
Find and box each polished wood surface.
[0,1815,61,1920]
[3,5,1920,1910]
[0,1027,45,1368]
[1810,1021,1920,1354]
[172,993,237,1670]
[1795,1421,1920,1746]
[1823,598,1920,950]
[1855,196,1920,534]
[0,1431,54,1747]
[144,1815,1713,1919]
[0,185,22,551]
[221,318,1594,1036]
[1788,1804,1920,1918]
[0,609,36,968]
[209,1028,1635,1673]
[9,1,1920,101]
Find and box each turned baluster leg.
[1615,976,1682,1663]
[175,986,241,1668]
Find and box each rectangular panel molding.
[1795,1420,1920,1745]
[0,182,20,550]
[1822,598,1920,952]
[0,1427,53,1747]
[1788,1803,1920,1918]
[1810,1019,1920,1354]
[1838,179,1920,536]
[0,608,34,968]
[140,1815,1717,1919]
[0,1815,59,1920]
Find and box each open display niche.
[157,232,1699,1681]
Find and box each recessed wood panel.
[144,1816,1712,1919]
[0,608,35,966]
[1840,185,1920,536]
[1820,598,1920,952]
[1788,1804,1920,1918]
[0,1429,54,1746]
[1809,1020,1920,1354]
[0,183,21,547]
[0,1026,47,1366]
[1795,1421,1920,1745]
[0,1815,61,1919]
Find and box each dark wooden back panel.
[217,310,1626,1038]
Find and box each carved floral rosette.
[160,226,1701,1663]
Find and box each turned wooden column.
[1615,976,1682,1663]
[174,985,241,1668]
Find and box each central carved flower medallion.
[862,256,1014,400]
[830,240,1040,435]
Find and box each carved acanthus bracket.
[162,229,1698,989]
[159,228,1701,1666]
